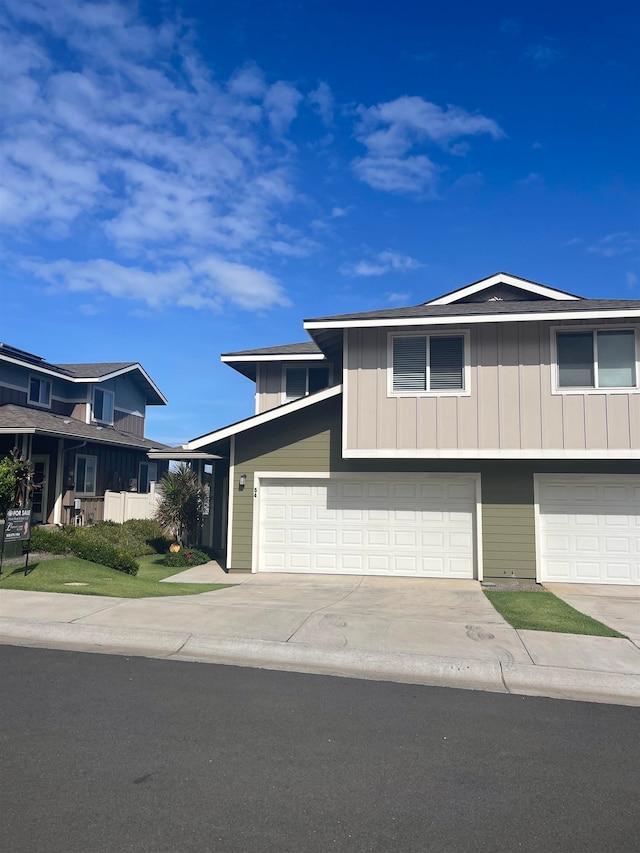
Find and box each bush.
[30,526,74,554]
[163,548,210,568]
[71,539,138,575]
[29,525,138,575]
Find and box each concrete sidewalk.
[1,574,639,706]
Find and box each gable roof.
[0,404,169,450]
[425,272,580,305]
[0,343,167,405]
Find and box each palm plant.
[154,463,204,547]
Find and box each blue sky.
[0,0,638,445]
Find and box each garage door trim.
[252,471,483,579]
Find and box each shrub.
[163,548,210,568]
[71,539,138,575]
[29,525,138,575]
[30,526,74,554]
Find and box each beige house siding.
[255,363,284,413]
[255,360,340,414]
[345,320,640,453]
[228,395,640,575]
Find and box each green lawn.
[484,590,626,638]
[0,554,233,598]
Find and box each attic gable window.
[284,366,330,401]
[391,334,466,394]
[29,376,51,407]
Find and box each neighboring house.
[152,273,640,586]
[0,343,169,525]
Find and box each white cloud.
[308,81,334,126]
[627,272,638,289]
[386,291,410,304]
[331,206,352,218]
[352,96,503,194]
[24,256,290,312]
[527,40,561,69]
[588,233,639,258]
[340,250,424,277]
[0,0,316,312]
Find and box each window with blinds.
[392,335,465,392]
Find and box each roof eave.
[304,307,640,331]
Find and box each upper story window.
[29,376,51,407]
[556,329,638,390]
[93,387,115,424]
[284,366,331,401]
[390,333,467,394]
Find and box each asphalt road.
[1,646,638,853]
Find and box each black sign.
[4,508,32,542]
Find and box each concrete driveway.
[545,584,640,647]
[188,574,533,665]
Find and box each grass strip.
[484,590,626,638]
[0,554,233,598]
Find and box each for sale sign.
[4,508,32,541]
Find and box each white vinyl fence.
[103,482,160,524]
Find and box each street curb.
[502,663,640,706]
[1,617,639,705]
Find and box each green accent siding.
[480,466,536,581]
[231,399,335,569]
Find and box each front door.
[31,455,49,523]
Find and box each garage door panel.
[258,476,476,578]
[538,475,640,585]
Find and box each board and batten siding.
[344,320,640,453]
[231,398,336,569]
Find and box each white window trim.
[75,454,97,496]
[550,325,640,395]
[281,363,334,403]
[92,387,115,424]
[28,375,52,408]
[387,330,471,398]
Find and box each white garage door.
[537,475,640,585]
[257,475,477,577]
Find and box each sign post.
[0,508,33,576]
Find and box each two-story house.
[0,343,169,525]
[153,273,640,586]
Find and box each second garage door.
[537,475,640,585]
[257,475,477,577]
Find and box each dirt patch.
[482,580,545,592]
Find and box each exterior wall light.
[239,474,247,490]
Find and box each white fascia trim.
[342,448,640,459]
[184,384,343,450]
[226,436,235,569]
[426,274,580,305]
[0,355,168,405]
[533,474,542,584]
[221,353,326,363]
[304,308,640,332]
[147,450,221,460]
